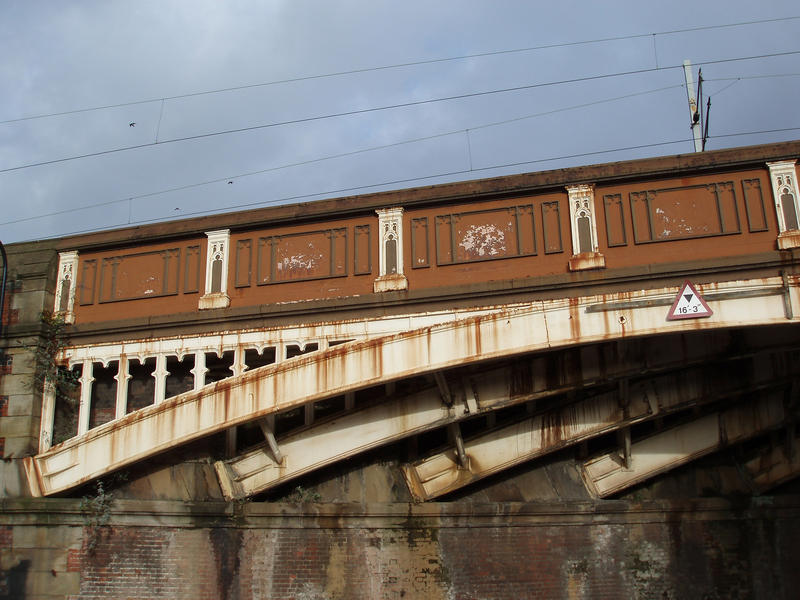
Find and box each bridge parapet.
[51,147,800,328]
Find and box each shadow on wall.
[0,559,30,600]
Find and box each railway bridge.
[2,141,800,598]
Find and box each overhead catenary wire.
[8,125,800,243]
[2,49,798,176]
[2,14,797,126]
[0,82,688,226]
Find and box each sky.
[1,1,799,245]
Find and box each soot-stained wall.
[1,498,798,600]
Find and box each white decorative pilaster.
[54,251,79,323]
[767,161,800,249]
[77,360,94,435]
[566,184,605,271]
[152,354,169,404]
[374,207,408,292]
[199,229,231,309]
[232,347,246,377]
[192,351,208,391]
[114,356,131,418]
[39,378,56,453]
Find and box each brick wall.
[0,279,19,332]
[69,515,800,599]
[1,498,798,600]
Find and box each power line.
[11,138,701,241]
[2,50,798,176]
[2,15,798,126]
[706,73,800,81]
[8,125,799,243]
[0,83,686,226]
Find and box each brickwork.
[66,549,81,573]
[10,502,786,600]
[0,353,11,376]
[0,525,11,548]
[0,283,18,330]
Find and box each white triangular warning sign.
[666,280,713,320]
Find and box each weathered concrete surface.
[26,276,800,497]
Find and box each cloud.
[1,1,798,243]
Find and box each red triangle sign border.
[666,280,713,321]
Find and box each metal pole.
[0,240,7,338]
[683,59,702,152]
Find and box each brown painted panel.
[410,218,429,269]
[79,259,97,305]
[631,182,740,243]
[541,201,563,254]
[434,205,536,265]
[258,228,347,284]
[603,194,627,247]
[742,179,768,232]
[407,193,568,292]
[98,258,116,303]
[354,225,372,274]
[184,245,201,293]
[630,191,652,243]
[98,248,180,303]
[515,205,537,255]
[332,229,348,278]
[598,167,777,271]
[256,237,273,285]
[163,249,180,295]
[717,182,741,234]
[235,239,252,288]
[72,237,206,323]
[67,165,783,325]
[435,216,454,265]
[453,208,516,263]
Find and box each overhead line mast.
[683,59,703,152]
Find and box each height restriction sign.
[666,280,713,321]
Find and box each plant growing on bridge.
[33,311,79,445]
[80,472,127,555]
[288,485,322,503]
[80,479,113,555]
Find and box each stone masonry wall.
[1,497,799,600]
[0,241,57,498]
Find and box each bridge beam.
[741,426,800,493]
[402,350,799,501]
[581,392,788,497]
[24,277,798,497]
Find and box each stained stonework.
[1,498,798,599]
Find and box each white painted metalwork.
[566,184,600,255]
[199,229,231,309]
[374,207,408,291]
[24,275,800,497]
[54,251,79,323]
[768,161,800,238]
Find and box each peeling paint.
[458,224,506,258]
